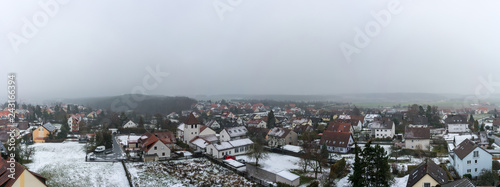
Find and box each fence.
[203,155,270,186]
[121,160,134,187]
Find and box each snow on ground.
[25,142,129,187]
[238,153,301,173]
[127,158,255,187]
[335,174,408,187]
[282,145,303,153]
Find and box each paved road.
[90,134,125,162]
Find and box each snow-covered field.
[127,158,255,187]
[238,153,302,173]
[25,142,129,187]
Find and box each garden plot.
[127,158,256,187]
[25,142,129,187]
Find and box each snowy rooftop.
[225,126,247,137]
[454,135,478,146]
[210,138,253,150]
[229,138,253,147]
[223,159,245,168]
[276,170,299,181]
[212,142,233,150]
[191,138,210,149]
[268,127,290,138]
[177,123,185,131]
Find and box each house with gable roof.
[327,122,353,133]
[370,119,395,139]
[404,127,431,150]
[0,157,47,186]
[449,138,492,178]
[206,138,253,158]
[406,159,448,187]
[140,131,176,162]
[267,127,298,148]
[67,114,81,132]
[219,126,247,142]
[319,131,354,153]
[32,123,57,143]
[122,120,138,128]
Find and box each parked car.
[88,153,95,160]
[223,155,236,160]
[95,146,105,153]
[105,150,113,155]
[237,159,246,164]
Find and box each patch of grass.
[290,169,315,185]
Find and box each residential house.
[140,133,172,162]
[206,138,253,158]
[189,134,219,152]
[364,114,381,124]
[449,139,492,178]
[205,120,221,129]
[370,120,395,139]
[406,159,448,187]
[67,114,81,132]
[293,125,313,136]
[289,118,312,128]
[32,123,57,143]
[0,157,47,187]
[267,127,298,147]
[475,107,489,114]
[445,115,469,133]
[327,122,353,133]
[319,131,354,153]
[122,120,138,128]
[350,115,365,132]
[246,119,267,128]
[219,126,247,142]
[404,127,431,150]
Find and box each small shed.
[276,170,300,186]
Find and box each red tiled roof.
[0,157,46,186]
[326,122,351,132]
[141,134,160,152]
[320,131,352,148]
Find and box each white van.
[95,146,105,153]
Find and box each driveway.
[88,134,125,162]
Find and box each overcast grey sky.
[1,0,500,103]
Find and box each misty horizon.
[2,0,500,103]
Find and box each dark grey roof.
[445,115,468,124]
[441,178,475,187]
[407,159,448,187]
[43,122,56,132]
[405,127,430,139]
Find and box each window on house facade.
[424,183,430,187]
[162,152,165,156]
[235,148,239,153]
[154,146,157,150]
[475,160,477,164]
[467,169,471,173]
[467,160,471,164]
[475,168,477,172]
[473,151,479,157]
